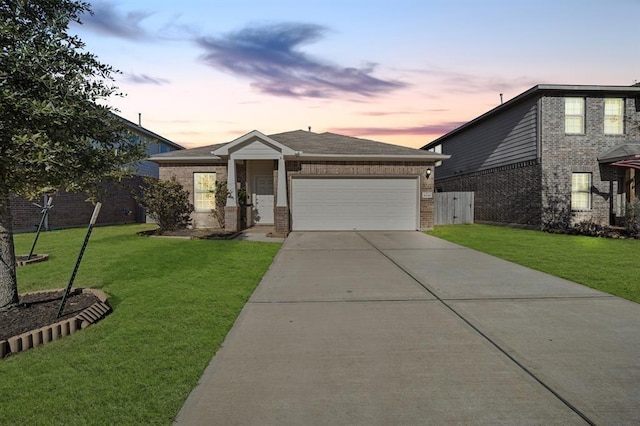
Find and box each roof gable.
[213,130,295,157]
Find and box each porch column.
[275,156,290,235]
[275,157,289,235]
[226,158,237,207]
[276,157,287,207]
[225,158,240,232]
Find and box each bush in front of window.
[136,177,194,233]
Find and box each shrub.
[212,181,230,229]
[136,177,193,232]
[571,220,606,237]
[625,200,640,236]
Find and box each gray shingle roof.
[150,130,441,162]
[269,130,435,156]
[150,143,227,160]
[598,142,640,163]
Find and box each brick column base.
[225,206,240,233]
[274,206,290,235]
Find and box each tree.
[0,0,146,310]
[136,177,193,233]
[213,181,230,229]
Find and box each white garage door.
[291,177,418,231]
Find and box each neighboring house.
[149,130,448,234]
[12,115,183,232]
[118,115,185,179]
[422,84,640,227]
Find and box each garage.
[291,177,419,231]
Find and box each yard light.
[426,168,432,179]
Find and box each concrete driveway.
[175,231,640,425]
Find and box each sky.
[71,0,640,149]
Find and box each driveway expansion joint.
[441,295,616,302]
[249,298,439,304]
[356,231,597,426]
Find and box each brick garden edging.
[0,288,112,359]
[15,254,49,267]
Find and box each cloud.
[330,122,466,137]
[360,109,448,117]
[125,73,170,85]
[361,111,418,117]
[80,1,153,40]
[401,66,537,95]
[196,23,406,98]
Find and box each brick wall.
[436,160,542,226]
[286,161,435,229]
[160,160,439,231]
[540,95,640,226]
[159,162,228,229]
[11,177,142,232]
[10,195,43,232]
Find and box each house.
[422,84,640,227]
[149,130,448,234]
[12,115,183,232]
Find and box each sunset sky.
[71,0,640,149]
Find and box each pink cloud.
[330,122,465,137]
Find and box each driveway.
[175,231,640,425]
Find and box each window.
[194,172,216,211]
[565,97,585,134]
[571,173,591,211]
[431,144,443,167]
[604,98,624,135]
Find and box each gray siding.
[435,97,539,179]
[137,140,181,177]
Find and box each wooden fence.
[435,192,474,225]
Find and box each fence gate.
[435,192,474,225]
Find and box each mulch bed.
[0,290,98,341]
[138,228,237,239]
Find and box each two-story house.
[12,114,183,232]
[422,84,640,227]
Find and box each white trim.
[276,157,287,207]
[213,130,295,157]
[285,153,449,161]
[148,156,223,162]
[226,160,237,207]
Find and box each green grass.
[428,224,640,303]
[0,224,281,425]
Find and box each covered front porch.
[598,142,640,225]
[212,131,294,235]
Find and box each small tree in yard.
[136,177,193,233]
[213,181,230,229]
[0,1,146,310]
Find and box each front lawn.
[0,224,281,424]
[429,224,640,304]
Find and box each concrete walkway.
[175,232,640,425]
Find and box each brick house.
[12,115,183,232]
[422,84,640,227]
[150,130,447,234]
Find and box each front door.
[254,175,274,224]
